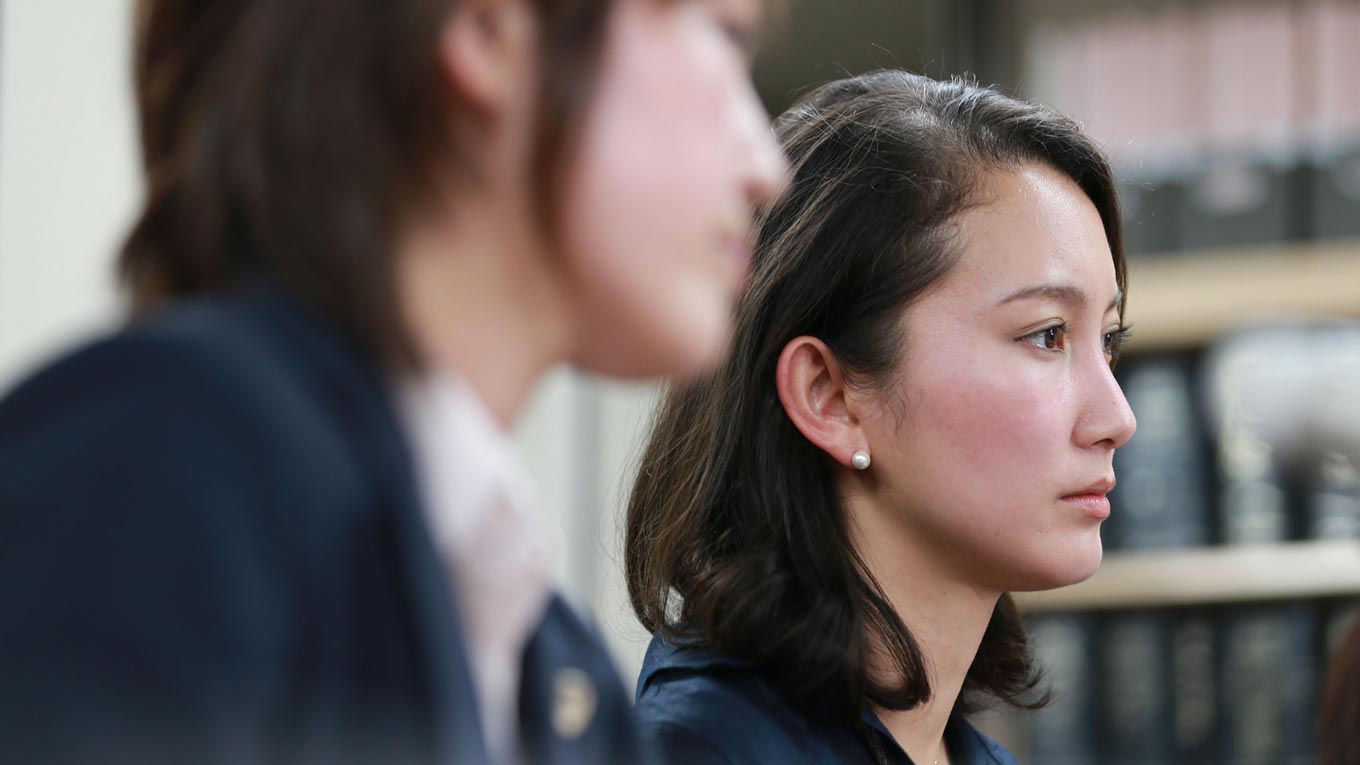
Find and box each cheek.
[580,27,734,237]
[554,9,745,377]
[884,357,1101,589]
[880,352,1080,542]
[567,2,746,256]
[912,359,1065,489]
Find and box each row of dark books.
[1106,348,1360,550]
[1021,0,1360,257]
[1027,599,1356,765]
[1119,155,1360,259]
[1023,341,1360,763]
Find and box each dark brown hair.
[1321,612,1360,765]
[626,70,1127,717]
[120,0,614,367]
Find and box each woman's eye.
[719,21,755,55]
[1023,324,1068,352]
[1104,326,1133,362]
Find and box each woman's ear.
[437,0,538,115]
[775,336,868,469]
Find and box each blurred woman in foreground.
[0,0,785,762]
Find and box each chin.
[663,337,728,381]
[649,309,734,379]
[1061,551,1104,587]
[573,279,736,380]
[1009,537,1104,592]
[576,318,730,381]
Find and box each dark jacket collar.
[859,707,1016,765]
[639,634,1016,765]
[223,279,490,763]
[637,631,749,697]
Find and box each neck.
[845,494,1001,765]
[395,195,575,427]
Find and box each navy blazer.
[635,635,1017,765]
[0,281,641,764]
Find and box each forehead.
[936,163,1117,311]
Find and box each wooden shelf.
[1015,540,1360,613]
[1123,240,1360,353]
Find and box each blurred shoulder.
[0,285,375,512]
[3,293,287,421]
[0,283,363,444]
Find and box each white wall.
[0,0,658,679]
[509,371,660,682]
[0,0,137,385]
[583,379,664,681]
[507,373,662,683]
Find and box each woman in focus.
[627,70,1137,765]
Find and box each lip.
[1061,477,1115,520]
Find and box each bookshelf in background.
[976,1,1360,763]
[1017,542,1360,613]
[1122,241,1360,354]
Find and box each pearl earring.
[851,450,871,470]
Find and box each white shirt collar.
[396,373,553,765]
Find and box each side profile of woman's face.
[561,0,788,379]
[859,162,1137,593]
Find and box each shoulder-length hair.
[1321,615,1360,765]
[626,70,1126,716]
[121,0,614,368]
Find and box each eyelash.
[722,22,752,48]
[1021,323,1133,363]
[716,17,756,57]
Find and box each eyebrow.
[996,283,1124,313]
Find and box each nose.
[734,83,790,210]
[1074,354,1137,451]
